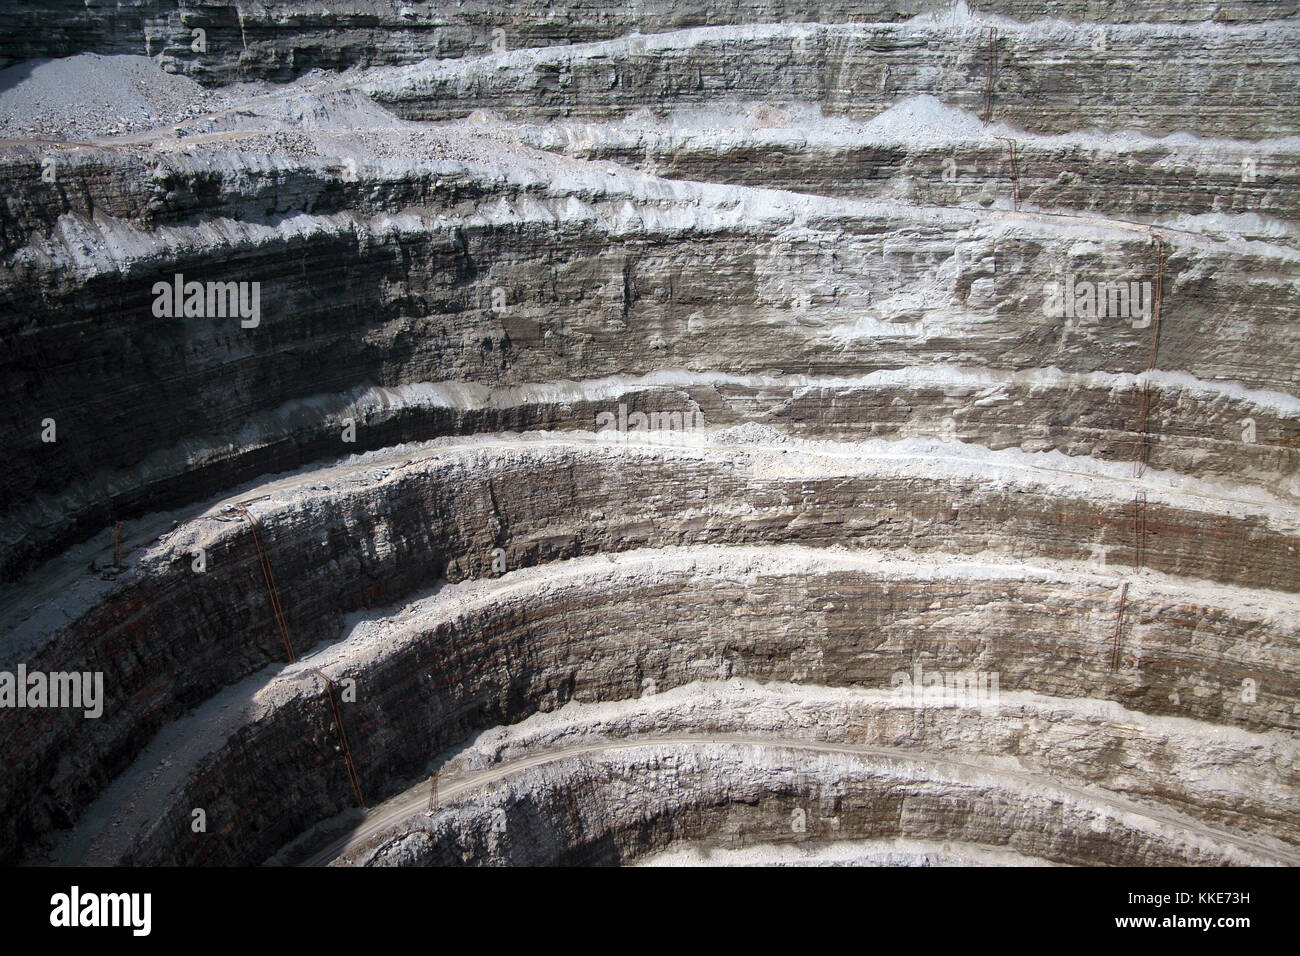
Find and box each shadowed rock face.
[1,2,1297,868]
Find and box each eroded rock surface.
[1,1,1297,867]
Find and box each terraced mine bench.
[0,0,1297,868]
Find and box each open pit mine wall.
[1,1,1298,868]
[354,24,1300,139]
[108,550,1300,866]
[362,746,1283,867]
[113,557,1300,866]
[6,136,1300,245]
[535,133,1300,228]
[3,1,1295,79]
[375,751,1212,866]
[3,154,1299,581]
[3,434,1298,863]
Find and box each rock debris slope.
[0,1,1297,867]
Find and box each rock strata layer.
[1,1,1297,867]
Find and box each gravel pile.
[0,54,224,141]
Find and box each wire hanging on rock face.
[316,669,366,810]
[232,503,365,807]
[235,501,296,664]
[982,26,999,123]
[1110,581,1128,672]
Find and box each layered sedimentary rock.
[352,739,1293,867]
[1,1,1297,868]
[79,552,1283,866]
[517,101,1300,239]
[358,22,1300,137]
[4,141,1298,580]
[7,2,1293,82]
[8,446,1298,862]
